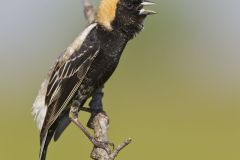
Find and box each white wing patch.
[32,23,97,131]
[32,78,49,130]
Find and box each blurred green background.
[1,0,240,159]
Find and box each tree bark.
[90,113,132,160]
[81,0,132,159]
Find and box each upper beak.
[141,0,155,6]
[139,0,157,15]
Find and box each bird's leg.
[79,106,92,113]
[87,87,115,149]
[87,86,104,129]
[69,100,111,153]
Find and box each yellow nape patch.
[96,0,119,30]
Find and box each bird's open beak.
[139,0,157,16]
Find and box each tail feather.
[54,114,71,141]
[39,129,54,160]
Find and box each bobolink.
[32,0,156,159]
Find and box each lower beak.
[139,1,157,16]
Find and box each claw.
[91,138,115,154]
[107,141,115,150]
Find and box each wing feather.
[41,45,100,137]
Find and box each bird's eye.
[126,3,134,10]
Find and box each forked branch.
[90,113,132,160]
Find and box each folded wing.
[40,44,100,140]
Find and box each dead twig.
[82,0,95,24]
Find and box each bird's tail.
[39,130,54,160]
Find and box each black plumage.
[33,0,156,159]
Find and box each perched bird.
[32,0,156,159]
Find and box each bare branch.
[90,113,110,160]
[82,0,95,24]
[109,138,132,160]
[90,113,132,160]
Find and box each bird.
[32,0,156,159]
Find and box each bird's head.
[96,0,156,38]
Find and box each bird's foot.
[87,109,104,129]
[79,106,92,113]
[70,100,80,119]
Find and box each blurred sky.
[1,0,240,160]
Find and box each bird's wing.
[40,44,100,138]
